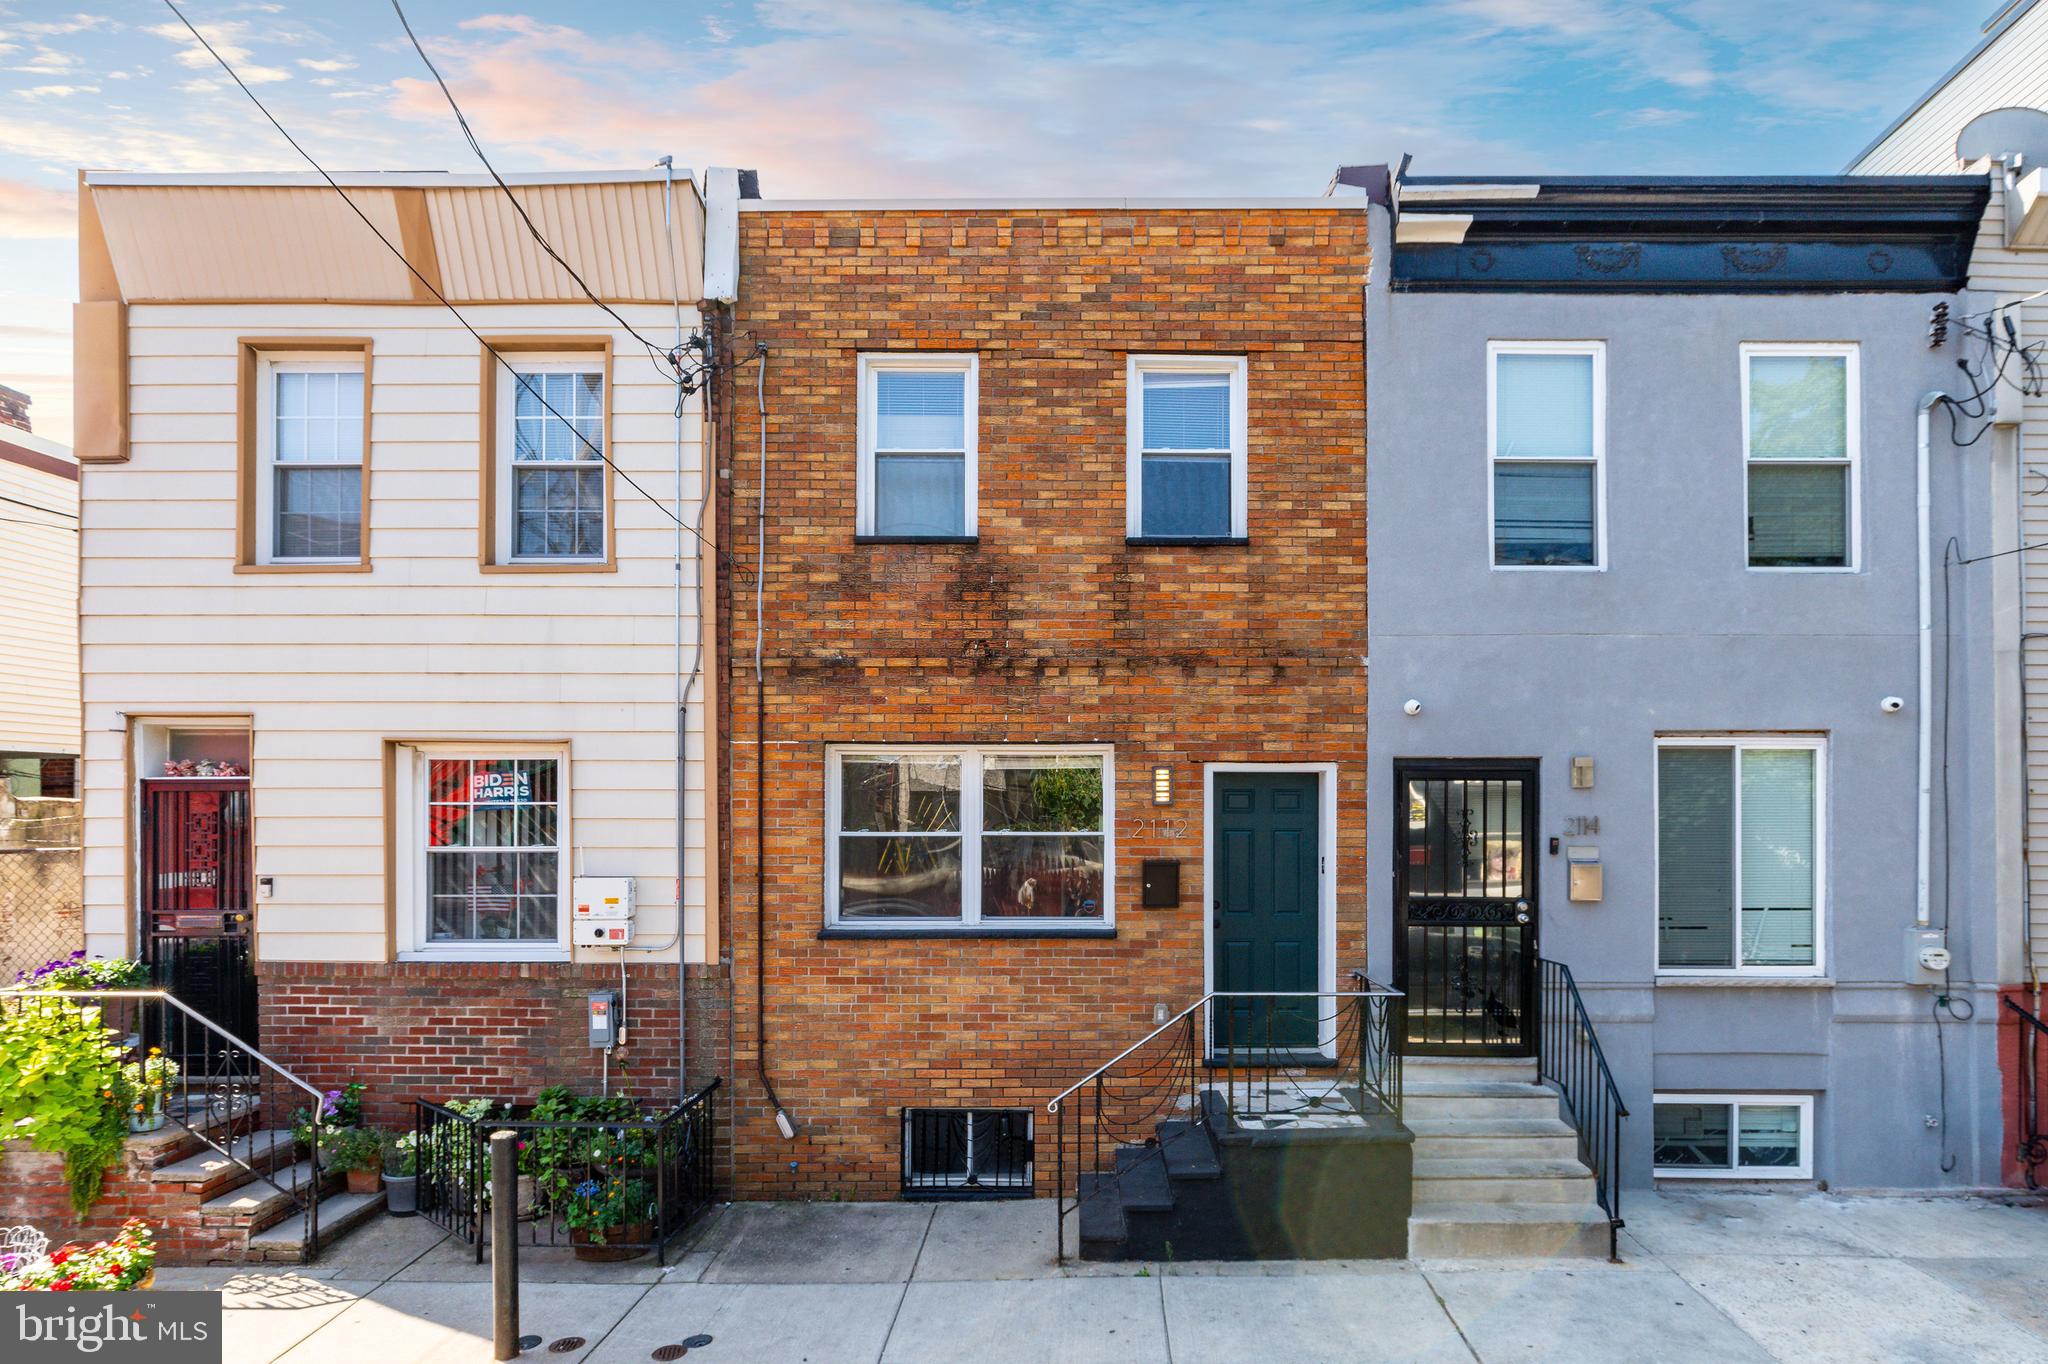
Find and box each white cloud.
[21,83,98,98]
[297,57,354,72]
[16,13,112,37]
[145,17,287,81]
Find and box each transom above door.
[1393,761,1538,1056]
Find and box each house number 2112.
[1129,815,1191,842]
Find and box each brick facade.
[723,207,1370,1198]
[255,962,731,1133]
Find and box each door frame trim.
[1202,762,1340,1059]
[1391,757,1541,1056]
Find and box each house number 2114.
[1563,815,1600,836]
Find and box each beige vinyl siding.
[1858,22,2048,978]
[1850,4,2048,176]
[0,456,80,755]
[79,303,710,964]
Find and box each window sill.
[481,560,618,574]
[1655,975,1833,989]
[853,535,979,545]
[818,924,1116,940]
[235,561,371,574]
[1125,536,1248,548]
[397,948,573,964]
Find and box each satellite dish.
[1956,106,2048,168]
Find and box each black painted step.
[1157,1120,1221,1179]
[1077,1173,1126,1245]
[1115,1145,1175,1212]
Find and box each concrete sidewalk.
[152,1190,2048,1363]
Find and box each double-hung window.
[1126,356,1248,541]
[1744,344,1858,569]
[400,746,569,959]
[1488,342,1604,568]
[858,354,977,538]
[1654,1094,1813,1179]
[255,358,366,564]
[495,360,608,564]
[826,746,1111,929]
[1656,736,1824,974]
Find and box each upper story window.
[826,746,1111,930]
[254,357,366,565]
[495,361,608,564]
[858,354,977,539]
[1488,342,1604,569]
[1656,736,1824,975]
[1743,344,1858,570]
[1126,356,1248,542]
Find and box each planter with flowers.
[383,1131,418,1216]
[122,1048,178,1133]
[564,1175,653,1261]
[0,1219,156,1291]
[323,1125,387,1195]
[0,992,134,1216]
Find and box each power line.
[0,514,77,531]
[0,492,77,519]
[159,0,738,575]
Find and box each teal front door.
[1211,772,1321,1055]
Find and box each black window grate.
[901,1108,1033,1199]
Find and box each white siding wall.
[1855,8,2048,979]
[0,454,80,756]
[79,304,710,965]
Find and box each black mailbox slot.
[1140,859,1181,908]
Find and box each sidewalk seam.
[872,1205,937,1364]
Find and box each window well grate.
[901,1108,1033,1199]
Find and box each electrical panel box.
[1906,928,1950,985]
[1140,859,1181,908]
[1567,846,1602,903]
[587,989,622,1048]
[573,877,637,946]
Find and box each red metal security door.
[140,779,257,1046]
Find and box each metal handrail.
[1535,959,1627,1260]
[1,986,327,1259]
[1047,978,1402,1112]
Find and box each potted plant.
[0,1219,157,1291]
[324,1125,387,1194]
[0,993,134,1216]
[383,1131,419,1216]
[565,1175,653,1261]
[121,1047,178,1133]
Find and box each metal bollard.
[491,1129,520,1360]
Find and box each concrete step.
[1157,1120,1221,1180]
[1403,1056,1539,1083]
[197,1159,328,1232]
[247,1188,386,1263]
[1412,1157,1597,1204]
[148,1129,300,1197]
[1409,1201,1613,1259]
[1403,1080,1566,1121]
[1077,1173,1126,1247]
[1114,1146,1175,1212]
[1407,1117,1581,1162]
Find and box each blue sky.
[0,0,1998,442]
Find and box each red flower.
[49,1250,71,1266]
[51,1278,74,1291]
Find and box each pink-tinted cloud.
[0,179,72,237]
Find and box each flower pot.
[135,1269,155,1291]
[570,1222,650,1263]
[383,1172,418,1216]
[129,1100,166,1134]
[345,1167,381,1195]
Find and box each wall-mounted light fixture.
[1152,766,1173,805]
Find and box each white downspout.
[1918,391,1946,928]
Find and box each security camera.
[1881,696,1905,714]
[1403,699,1423,717]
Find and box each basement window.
[1653,1094,1812,1179]
[901,1108,1034,1199]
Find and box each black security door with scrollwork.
[1394,762,1538,1055]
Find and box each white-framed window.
[255,357,365,564]
[1743,343,1858,570]
[1655,735,1825,975]
[1126,355,1249,540]
[825,745,1112,928]
[494,360,607,563]
[1487,341,1605,569]
[1654,1094,1813,1179]
[857,354,978,538]
[397,744,570,960]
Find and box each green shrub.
[0,996,133,1216]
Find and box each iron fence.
[415,1080,720,1265]
[0,846,84,985]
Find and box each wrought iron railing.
[415,1079,720,1265]
[0,987,326,1258]
[2007,997,2048,1190]
[1536,959,1626,1259]
[1045,977,1402,1263]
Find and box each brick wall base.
[254,961,732,1133]
[0,1137,245,1265]
[1999,985,2048,1187]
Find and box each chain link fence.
[0,846,84,983]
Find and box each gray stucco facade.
[1364,183,2011,1191]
